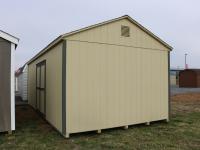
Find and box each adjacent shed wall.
[0,38,11,132]
[0,31,18,133]
[28,42,63,132]
[65,18,169,134]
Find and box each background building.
[15,64,28,101]
[179,69,200,88]
[170,68,184,86]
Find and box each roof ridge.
[27,15,172,64]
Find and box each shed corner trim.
[168,51,171,120]
[62,39,67,135]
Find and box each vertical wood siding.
[28,43,63,132]
[66,41,168,133]
[65,18,169,134]
[18,66,28,101]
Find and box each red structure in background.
[179,69,200,88]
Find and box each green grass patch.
[0,104,200,150]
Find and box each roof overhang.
[27,36,63,64]
[0,30,19,47]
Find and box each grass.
[0,94,200,150]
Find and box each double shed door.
[36,61,46,117]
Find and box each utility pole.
[185,53,188,69]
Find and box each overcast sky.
[1,0,200,69]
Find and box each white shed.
[15,65,28,101]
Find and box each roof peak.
[61,15,172,50]
[27,15,173,64]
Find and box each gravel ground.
[171,86,200,95]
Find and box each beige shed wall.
[66,40,169,134]
[66,18,169,51]
[28,43,63,132]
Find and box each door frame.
[36,60,46,117]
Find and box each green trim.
[62,40,67,135]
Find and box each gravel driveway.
[171,86,200,95]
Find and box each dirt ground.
[16,106,53,133]
[171,93,200,115]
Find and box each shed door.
[36,61,46,117]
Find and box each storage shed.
[0,30,19,133]
[15,64,28,101]
[179,69,200,88]
[27,15,172,138]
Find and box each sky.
[0,0,200,69]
